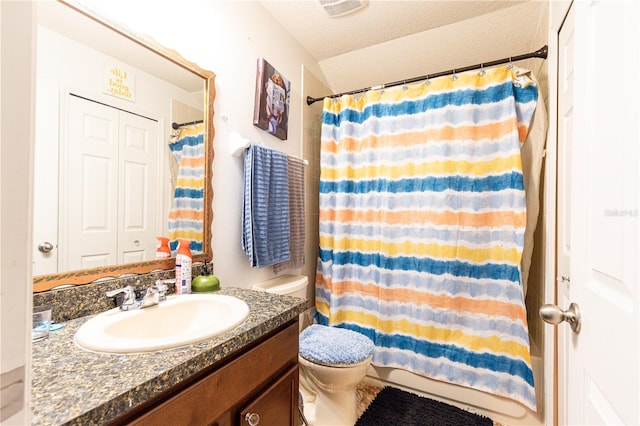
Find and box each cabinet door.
[239,365,299,426]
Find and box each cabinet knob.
[244,412,260,426]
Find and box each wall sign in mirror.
[32,0,214,292]
[103,66,136,101]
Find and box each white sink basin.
[75,294,250,354]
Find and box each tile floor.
[356,382,383,417]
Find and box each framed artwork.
[253,58,290,140]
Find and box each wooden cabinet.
[238,365,298,426]
[115,322,299,426]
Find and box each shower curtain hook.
[425,74,431,86]
[508,57,514,69]
[402,79,408,91]
[451,69,458,81]
[479,63,486,77]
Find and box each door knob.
[38,242,54,253]
[539,302,581,333]
[244,412,260,425]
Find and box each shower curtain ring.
[479,64,485,77]
[508,57,514,69]
[451,69,458,81]
[425,75,431,86]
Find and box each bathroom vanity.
[119,323,299,425]
[30,288,306,425]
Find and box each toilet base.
[298,352,372,426]
[299,371,359,426]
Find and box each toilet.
[252,275,375,426]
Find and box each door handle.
[38,242,54,253]
[539,302,581,333]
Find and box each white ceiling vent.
[319,0,368,18]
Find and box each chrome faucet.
[106,281,168,311]
[106,285,138,311]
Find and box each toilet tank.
[251,274,309,300]
[252,275,310,330]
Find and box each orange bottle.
[155,237,171,259]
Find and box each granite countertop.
[30,287,306,426]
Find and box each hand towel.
[273,155,306,273]
[242,143,291,267]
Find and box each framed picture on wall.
[253,58,290,140]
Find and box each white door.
[63,95,159,271]
[551,1,640,424]
[63,95,119,271]
[32,77,60,275]
[555,4,574,424]
[117,111,159,264]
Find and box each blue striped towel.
[242,143,291,267]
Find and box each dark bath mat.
[355,386,494,426]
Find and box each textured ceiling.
[259,0,547,94]
[259,1,528,61]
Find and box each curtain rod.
[172,119,203,130]
[306,45,548,106]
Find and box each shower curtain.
[316,66,538,409]
[168,123,205,253]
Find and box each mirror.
[32,0,214,292]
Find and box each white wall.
[301,66,330,309]
[74,0,329,289]
[0,2,34,424]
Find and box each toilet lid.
[299,324,375,366]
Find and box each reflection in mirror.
[33,0,214,292]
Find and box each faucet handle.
[106,285,137,308]
[154,280,169,301]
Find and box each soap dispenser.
[192,261,220,293]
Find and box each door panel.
[562,1,640,424]
[33,77,60,275]
[118,112,158,263]
[64,95,118,271]
[556,5,574,424]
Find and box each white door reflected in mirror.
[32,1,207,279]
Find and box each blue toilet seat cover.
[299,324,375,366]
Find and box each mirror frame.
[33,0,215,293]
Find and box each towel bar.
[229,133,308,165]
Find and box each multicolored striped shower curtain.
[168,123,205,253]
[315,66,538,409]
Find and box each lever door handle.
[539,302,581,333]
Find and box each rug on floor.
[355,386,494,426]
